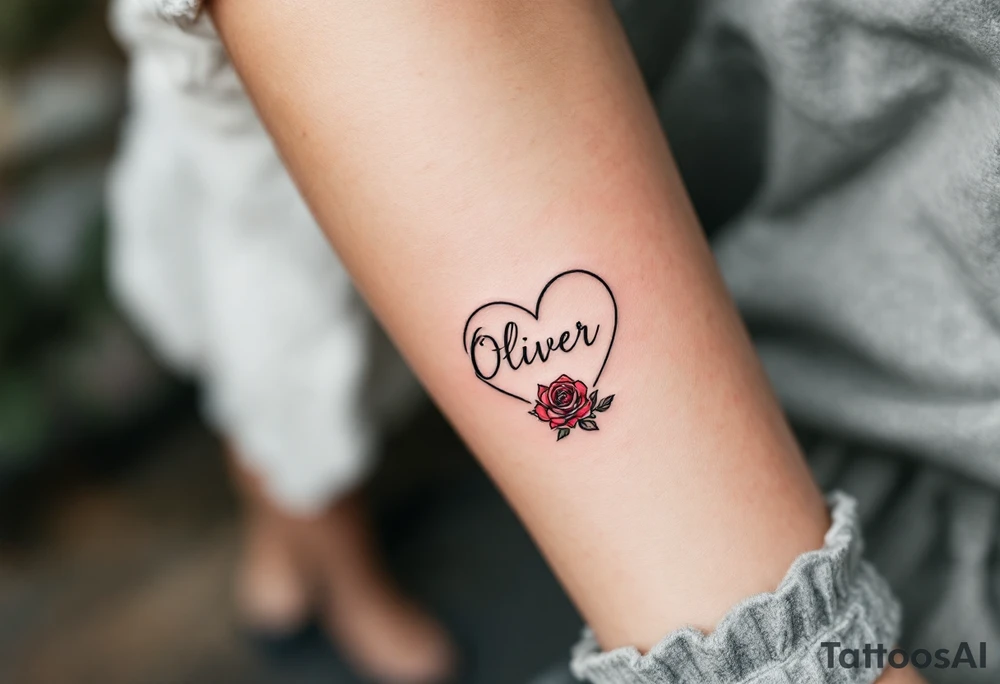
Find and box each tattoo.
[462,270,617,440]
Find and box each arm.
[209,1,913,678]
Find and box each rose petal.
[537,384,549,402]
[555,374,574,383]
[553,388,575,409]
[572,401,593,419]
[573,381,588,396]
[557,383,579,405]
[534,404,551,421]
[549,417,567,428]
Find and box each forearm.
[211,0,829,652]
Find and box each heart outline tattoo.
[462,269,617,440]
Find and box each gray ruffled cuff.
[571,491,901,683]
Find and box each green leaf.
[594,394,615,412]
[557,428,571,441]
[528,409,538,417]
[589,390,598,405]
[578,419,599,431]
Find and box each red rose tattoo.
[530,374,614,441]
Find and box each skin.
[209,0,925,680]
[228,450,456,681]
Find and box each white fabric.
[106,0,420,514]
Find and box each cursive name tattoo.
[469,320,600,381]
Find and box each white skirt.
[106,0,420,514]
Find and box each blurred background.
[6,1,991,682]
[0,2,650,682]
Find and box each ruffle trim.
[571,491,901,683]
[153,0,202,23]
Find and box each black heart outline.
[462,269,618,403]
